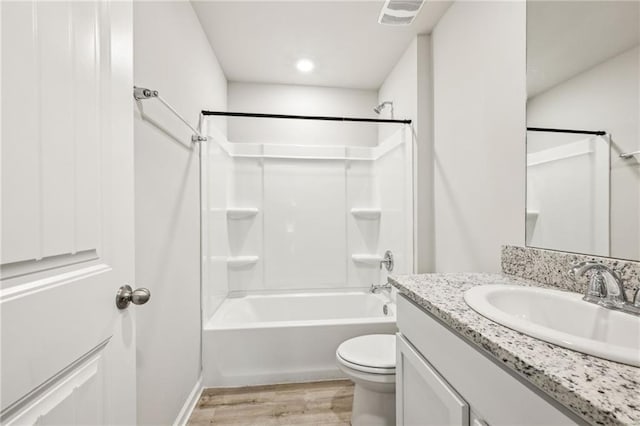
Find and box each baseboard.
[173,376,203,426]
[203,368,346,388]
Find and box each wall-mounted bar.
[526,127,607,136]
[202,110,412,124]
[620,150,640,159]
[133,86,207,142]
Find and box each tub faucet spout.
[370,282,392,293]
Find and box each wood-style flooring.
[187,380,354,426]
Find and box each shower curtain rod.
[527,127,640,159]
[526,127,606,136]
[133,86,208,142]
[202,110,412,124]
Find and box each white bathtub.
[203,291,397,387]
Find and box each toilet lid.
[337,334,396,371]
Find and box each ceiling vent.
[378,0,425,26]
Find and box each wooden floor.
[187,380,354,426]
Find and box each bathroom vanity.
[390,271,640,426]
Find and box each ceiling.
[190,0,452,90]
[527,1,639,98]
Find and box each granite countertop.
[389,273,640,426]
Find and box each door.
[396,334,470,426]
[1,1,137,424]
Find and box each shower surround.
[200,120,413,386]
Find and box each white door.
[1,1,138,424]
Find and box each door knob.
[116,285,151,309]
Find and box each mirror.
[526,0,640,261]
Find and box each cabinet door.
[396,333,470,426]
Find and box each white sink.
[464,285,640,367]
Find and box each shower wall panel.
[263,159,347,290]
[202,123,413,307]
[346,162,380,288]
[202,142,231,320]
[227,158,263,292]
[378,128,413,276]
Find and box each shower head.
[374,101,393,115]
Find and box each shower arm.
[374,101,394,117]
[133,86,208,142]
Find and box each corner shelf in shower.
[350,208,381,220]
[351,254,383,265]
[227,256,259,268]
[226,207,259,220]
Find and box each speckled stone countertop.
[389,273,640,426]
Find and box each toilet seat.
[336,334,396,375]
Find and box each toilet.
[336,334,396,426]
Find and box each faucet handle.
[583,272,606,303]
[380,250,394,272]
[633,288,640,308]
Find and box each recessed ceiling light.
[296,59,315,73]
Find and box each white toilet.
[336,334,396,426]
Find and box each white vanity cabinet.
[396,294,583,426]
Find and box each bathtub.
[203,291,397,387]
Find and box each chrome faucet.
[571,261,640,315]
[370,282,392,293]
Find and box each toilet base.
[351,384,396,426]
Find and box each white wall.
[227,82,378,146]
[377,39,418,144]
[133,1,226,424]
[377,35,433,273]
[527,46,640,260]
[432,1,526,272]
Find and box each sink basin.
[464,285,640,367]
